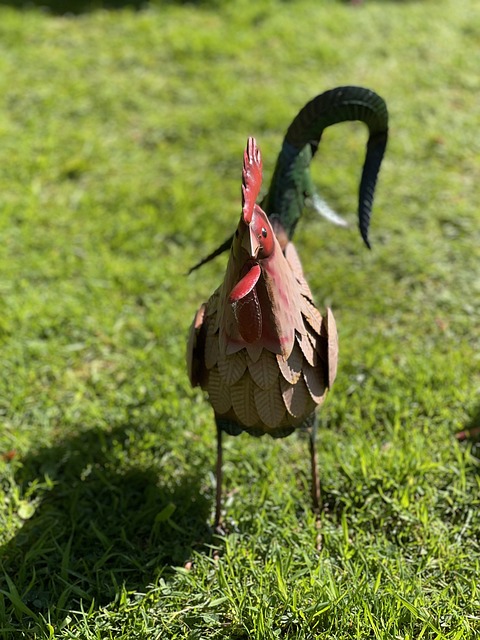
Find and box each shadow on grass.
[4,0,427,13]
[0,423,212,622]
[1,0,217,16]
[2,0,146,13]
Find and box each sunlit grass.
[0,0,479,637]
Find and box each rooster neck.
[219,245,304,359]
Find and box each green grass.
[0,0,479,637]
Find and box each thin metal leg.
[309,417,322,549]
[214,422,223,531]
[309,417,321,513]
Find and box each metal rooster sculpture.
[187,87,388,529]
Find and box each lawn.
[0,0,479,637]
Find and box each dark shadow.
[3,0,427,17]
[1,0,147,13]
[0,0,218,16]
[0,421,212,628]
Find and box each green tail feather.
[261,86,389,247]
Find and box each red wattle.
[228,263,262,343]
[228,264,261,303]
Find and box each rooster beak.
[241,224,260,259]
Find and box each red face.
[247,204,274,260]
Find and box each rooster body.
[188,141,337,440]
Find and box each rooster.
[187,87,388,529]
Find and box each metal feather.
[217,350,247,386]
[230,373,259,428]
[254,385,286,429]
[303,362,328,404]
[204,332,219,370]
[207,368,232,415]
[247,349,279,390]
[280,374,313,419]
[276,341,303,385]
[296,330,318,367]
[324,308,338,388]
[186,304,206,387]
[301,296,323,335]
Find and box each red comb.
[242,137,263,224]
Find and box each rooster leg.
[309,416,322,513]
[214,422,223,532]
[309,416,322,549]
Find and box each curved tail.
[261,86,388,248]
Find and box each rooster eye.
[261,228,267,238]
